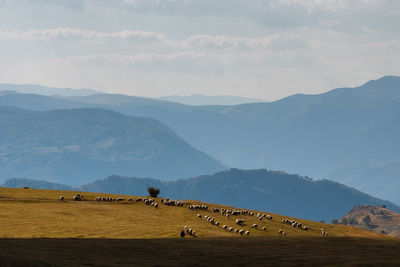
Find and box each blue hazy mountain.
[4,169,399,223]
[1,76,399,203]
[157,94,266,106]
[0,106,225,185]
[0,83,102,96]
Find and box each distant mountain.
[4,169,399,222]
[340,205,400,237]
[157,94,266,106]
[0,106,225,185]
[0,84,102,96]
[3,178,73,191]
[1,76,400,204]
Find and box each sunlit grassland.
[0,187,387,239]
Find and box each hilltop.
[340,205,400,237]
[0,187,399,266]
[1,76,400,204]
[5,169,399,223]
[0,106,224,185]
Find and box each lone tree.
[147,186,160,198]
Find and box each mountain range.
[0,83,102,96]
[157,94,266,105]
[0,76,399,204]
[3,169,399,222]
[0,106,224,185]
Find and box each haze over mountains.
[4,169,399,223]
[0,76,399,204]
[0,83,102,96]
[158,95,266,106]
[0,106,224,185]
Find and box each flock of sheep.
[281,218,309,231]
[58,193,324,238]
[185,207,280,237]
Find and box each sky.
[0,0,399,101]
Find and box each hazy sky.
[0,0,399,100]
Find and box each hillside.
[0,187,386,239]
[0,106,225,185]
[1,76,399,204]
[6,169,399,222]
[1,187,399,266]
[340,205,400,237]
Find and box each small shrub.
[331,219,339,224]
[362,215,371,226]
[147,186,160,198]
[341,217,349,225]
[348,217,358,226]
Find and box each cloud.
[0,28,167,42]
[0,28,307,52]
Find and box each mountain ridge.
[0,106,225,185]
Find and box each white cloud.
[0,28,167,42]
[0,28,307,52]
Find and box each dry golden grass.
[1,187,399,266]
[0,187,389,239]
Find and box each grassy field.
[0,187,399,266]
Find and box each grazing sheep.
[262,226,266,231]
[59,196,64,201]
[251,224,258,229]
[229,227,233,232]
[235,229,239,233]
[128,198,132,201]
[136,198,142,202]
[279,229,283,234]
[282,232,286,236]
[303,226,308,231]
[223,225,227,230]
[239,229,244,235]
[245,231,250,235]
[226,214,230,218]
[197,214,202,218]
[73,195,81,201]
[235,219,244,226]
[153,203,158,208]
[184,226,188,230]
[215,221,219,226]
